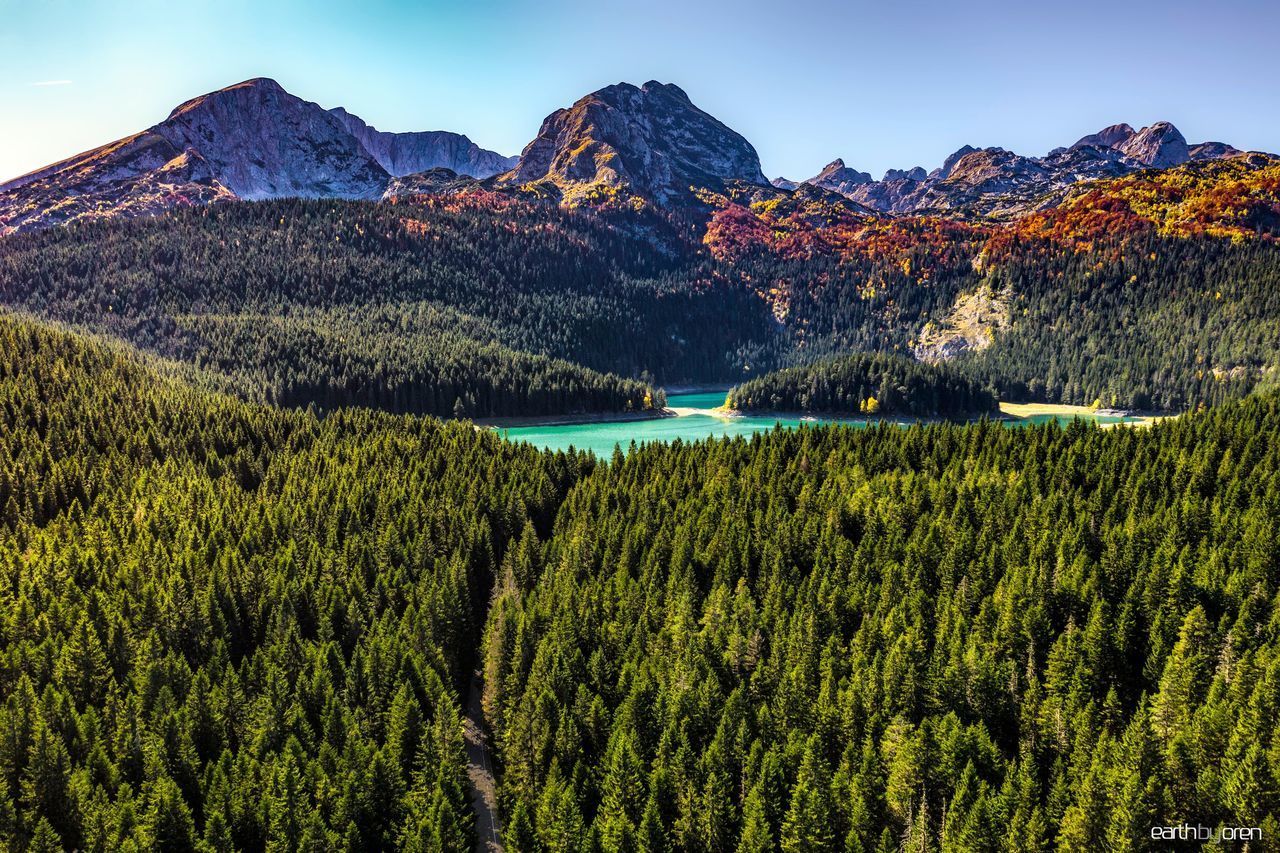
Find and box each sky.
[2,0,1278,184]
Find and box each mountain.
[883,166,927,181]
[1072,122,1136,149]
[1190,141,1242,160]
[500,80,770,206]
[4,78,1271,233]
[932,145,979,180]
[156,78,388,200]
[383,167,479,198]
[0,131,237,234]
[0,78,514,235]
[806,159,874,195]
[328,107,516,178]
[1115,121,1190,167]
[805,120,1257,218]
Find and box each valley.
[1,68,1278,853]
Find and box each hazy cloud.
[31,79,72,87]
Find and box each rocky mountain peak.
[933,145,979,180]
[806,159,873,196]
[1190,141,1242,161]
[1072,123,1137,150]
[166,77,287,121]
[769,116,1264,221]
[155,79,388,201]
[1116,121,1190,168]
[0,78,513,233]
[503,80,769,206]
[883,167,927,182]
[944,148,1047,187]
[641,80,691,102]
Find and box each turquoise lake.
[495,392,1152,457]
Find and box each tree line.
[0,312,591,850]
[482,395,1280,851]
[0,199,763,416]
[726,352,999,418]
[4,198,1279,422]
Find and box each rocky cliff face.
[0,78,515,234]
[156,78,388,200]
[502,81,769,206]
[1115,121,1190,168]
[329,107,516,178]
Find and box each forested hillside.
[4,185,1280,420]
[0,197,769,416]
[957,233,1280,410]
[2,311,1278,850]
[726,352,998,417]
[172,305,664,418]
[704,169,1280,410]
[0,313,591,850]
[483,401,1280,851]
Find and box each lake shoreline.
[998,401,1173,427]
[484,397,1175,456]
[474,408,675,429]
[482,401,1172,431]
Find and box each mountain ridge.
[805,120,1264,217]
[2,77,1274,234]
[0,77,516,234]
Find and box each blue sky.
[2,0,1278,183]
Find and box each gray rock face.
[1115,122,1190,168]
[329,107,516,179]
[806,159,874,196]
[157,78,388,200]
[771,177,800,191]
[503,80,770,205]
[1072,123,1136,150]
[0,78,517,234]
[1189,141,1242,161]
[883,167,927,182]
